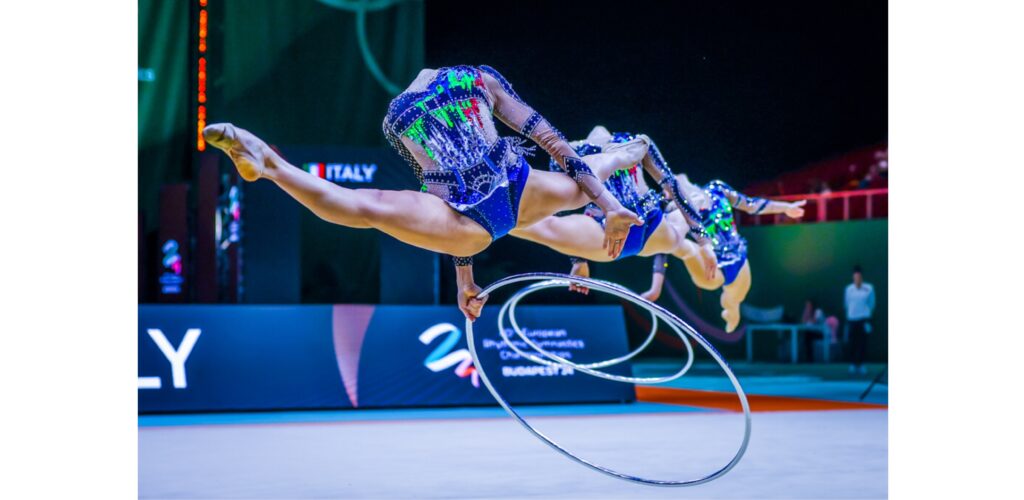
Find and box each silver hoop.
[496,279,696,384]
[465,272,751,487]
[500,279,668,369]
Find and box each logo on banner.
[304,162,377,184]
[418,323,479,388]
[138,328,201,390]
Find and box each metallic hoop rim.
[465,272,752,487]
[496,279,695,384]
[502,280,665,368]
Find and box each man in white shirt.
[844,265,875,375]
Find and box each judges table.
[745,323,831,363]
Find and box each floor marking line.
[636,386,888,412]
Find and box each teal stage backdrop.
[580,219,888,362]
[665,219,887,362]
[741,219,888,362]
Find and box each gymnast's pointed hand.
[785,200,807,219]
[603,208,643,259]
[568,261,590,295]
[203,123,277,182]
[459,283,488,322]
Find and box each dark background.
[426,0,887,188]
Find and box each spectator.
[858,163,880,189]
[810,179,832,195]
[844,265,876,374]
[859,162,887,189]
[845,164,862,190]
[873,149,888,177]
[801,299,826,363]
[825,315,840,345]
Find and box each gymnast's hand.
[784,200,807,219]
[640,289,661,302]
[459,283,488,322]
[569,261,590,295]
[602,208,643,258]
[698,243,719,282]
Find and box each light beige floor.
[139,409,887,499]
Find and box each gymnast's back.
[382,66,574,195]
[383,67,500,177]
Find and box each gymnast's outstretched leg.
[512,207,686,263]
[204,124,492,257]
[510,214,619,262]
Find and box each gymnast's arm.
[567,256,590,295]
[453,256,487,321]
[638,142,712,247]
[632,138,719,281]
[641,254,669,302]
[478,66,639,257]
[713,180,806,219]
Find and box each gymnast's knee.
[511,218,552,241]
[695,279,719,291]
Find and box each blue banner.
[139,305,635,413]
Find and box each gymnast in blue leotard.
[203,67,648,321]
[513,126,806,331]
[640,174,807,332]
[512,125,719,293]
[547,142,665,260]
[532,127,717,263]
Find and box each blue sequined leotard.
[699,180,768,285]
[382,65,596,240]
[593,167,664,259]
[548,136,663,260]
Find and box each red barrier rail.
[736,188,888,226]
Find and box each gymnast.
[510,126,806,332]
[202,66,649,321]
[638,174,804,331]
[510,127,719,289]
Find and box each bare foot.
[203,123,275,182]
[722,307,740,333]
[585,125,612,145]
[602,134,650,165]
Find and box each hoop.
[465,272,751,487]
[496,279,696,384]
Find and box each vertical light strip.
[196,0,209,151]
